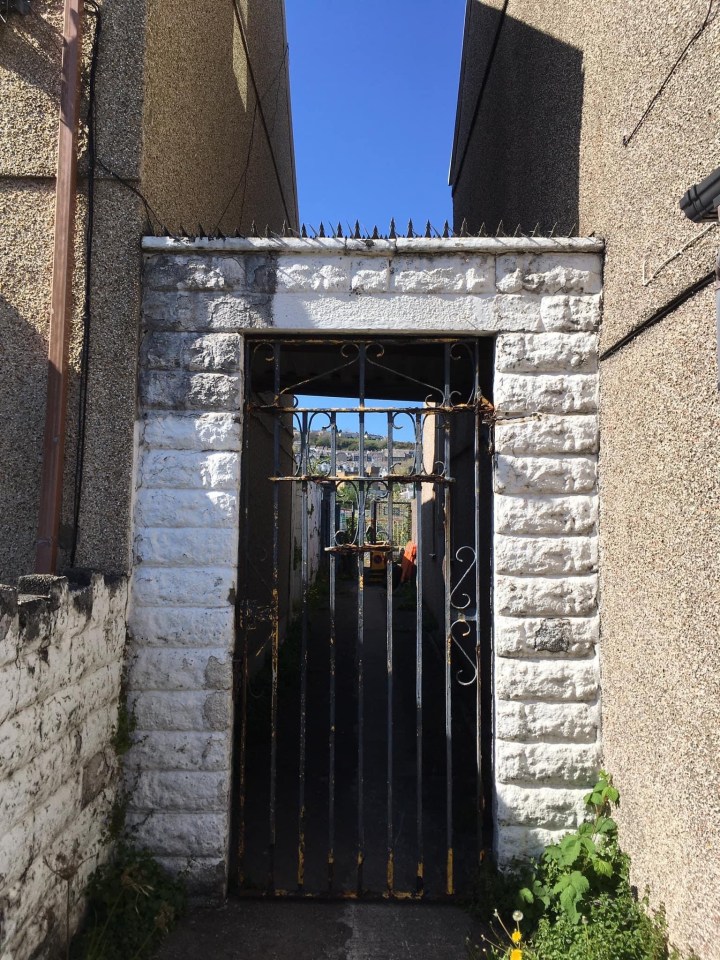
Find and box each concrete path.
[155,901,480,960]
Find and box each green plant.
[71,843,186,960]
[519,771,623,925]
[469,773,699,960]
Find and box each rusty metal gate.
[233,337,493,900]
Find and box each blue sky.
[285,0,467,232]
[297,395,420,441]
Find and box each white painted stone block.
[134,489,239,529]
[496,700,600,744]
[495,741,602,786]
[142,413,241,452]
[495,372,598,415]
[130,770,229,812]
[350,259,390,293]
[495,615,599,658]
[184,334,242,372]
[125,811,228,858]
[134,528,238,567]
[132,566,235,608]
[495,575,598,617]
[494,535,597,576]
[496,825,569,865]
[130,648,232,691]
[497,253,602,295]
[495,454,596,495]
[130,690,231,732]
[496,784,590,828]
[269,292,541,333]
[276,258,350,292]
[495,657,600,702]
[129,606,235,646]
[541,295,601,332]
[495,332,597,373]
[391,255,493,294]
[494,415,598,456]
[495,495,597,536]
[145,255,246,292]
[124,731,230,772]
[140,451,240,490]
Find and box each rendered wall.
[128,237,602,888]
[453,2,720,953]
[0,0,296,583]
[0,573,128,960]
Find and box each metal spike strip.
[318,222,326,238]
[389,218,396,239]
[354,220,361,239]
[407,219,414,238]
[301,223,307,238]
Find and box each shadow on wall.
[0,294,79,583]
[451,3,584,236]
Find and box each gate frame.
[128,236,603,896]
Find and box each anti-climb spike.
[319,222,326,237]
[389,218,397,239]
[354,220,361,239]
[443,220,450,238]
[301,223,307,238]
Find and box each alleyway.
[155,900,480,960]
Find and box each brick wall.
[130,236,602,884]
[0,573,128,960]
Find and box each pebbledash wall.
[0,573,128,959]
[127,236,603,891]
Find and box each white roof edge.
[141,236,605,255]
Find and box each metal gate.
[233,337,493,899]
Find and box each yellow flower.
[511,930,522,944]
[510,950,522,960]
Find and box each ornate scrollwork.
[450,545,477,612]
[450,618,478,687]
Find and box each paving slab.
[155,900,480,960]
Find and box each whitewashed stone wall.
[131,236,603,883]
[0,573,128,960]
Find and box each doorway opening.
[231,336,494,899]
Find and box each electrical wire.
[623,0,718,147]
[230,0,294,226]
[451,0,510,195]
[599,269,715,362]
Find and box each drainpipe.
[35,0,84,573]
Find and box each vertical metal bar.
[35,0,84,573]
[297,411,310,891]
[414,409,424,896]
[328,412,337,892]
[385,411,394,896]
[237,339,251,887]
[268,344,281,892]
[474,340,483,864]
[443,345,454,896]
[356,347,366,895]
